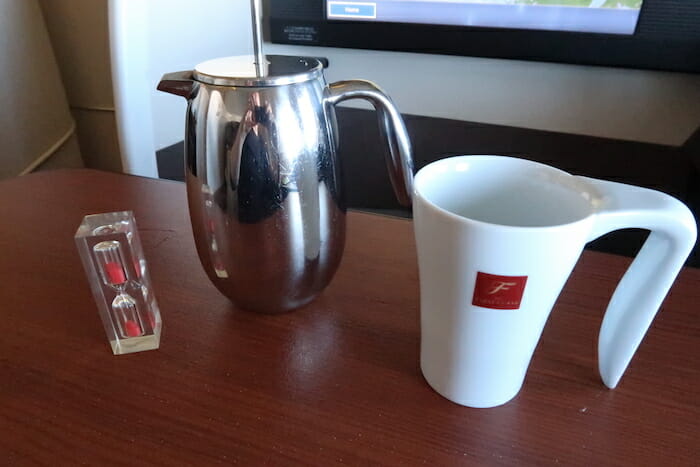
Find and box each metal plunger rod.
[250,0,265,77]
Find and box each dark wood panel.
[338,108,692,210]
[157,109,698,265]
[0,169,698,465]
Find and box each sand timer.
[75,211,162,355]
[93,240,145,338]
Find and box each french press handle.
[325,80,414,206]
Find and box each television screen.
[326,1,644,35]
[271,0,700,73]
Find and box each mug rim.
[413,155,596,230]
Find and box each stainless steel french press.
[157,3,413,312]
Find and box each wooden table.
[0,169,698,465]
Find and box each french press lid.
[193,55,323,87]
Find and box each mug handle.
[579,177,697,389]
[325,80,414,206]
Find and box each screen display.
[326,0,644,35]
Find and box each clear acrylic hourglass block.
[75,211,162,355]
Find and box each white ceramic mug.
[413,155,697,408]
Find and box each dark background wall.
[157,108,699,267]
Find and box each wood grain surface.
[0,169,697,465]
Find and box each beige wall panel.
[0,0,81,179]
[38,0,114,109]
[72,109,123,173]
[270,43,700,147]
[35,134,84,172]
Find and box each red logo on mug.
[472,272,528,310]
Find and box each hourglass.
[93,240,145,338]
[75,211,162,355]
